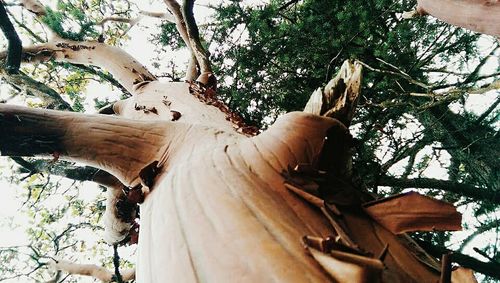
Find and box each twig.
[112,244,123,283]
[473,247,500,264]
[325,1,398,81]
[416,239,500,280]
[356,60,429,89]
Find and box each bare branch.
[411,79,500,109]
[163,0,192,54]
[97,9,175,38]
[163,0,200,80]
[19,0,46,17]
[356,60,429,89]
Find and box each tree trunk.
[0,91,443,282]
[0,25,452,282]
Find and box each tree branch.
[415,239,500,280]
[0,104,173,185]
[4,0,156,94]
[417,0,500,37]
[475,96,500,125]
[182,0,212,75]
[0,40,156,94]
[0,1,22,74]
[460,219,500,251]
[378,175,500,205]
[163,0,194,68]
[47,258,135,282]
[356,60,429,89]
[0,69,72,110]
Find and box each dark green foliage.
[42,1,98,41]
[158,22,186,49]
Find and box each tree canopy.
[0,0,499,282]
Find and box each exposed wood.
[304,60,363,127]
[362,191,462,234]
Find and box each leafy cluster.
[42,1,98,41]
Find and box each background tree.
[0,0,499,282]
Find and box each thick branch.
[48,259,135,282]
[182,0,212,75]
[0,104,175,185]
[378,175,499,205]
[417,0,500,37]
[163,0,192,57]
[0,40,156,94]
[0,1,22,74]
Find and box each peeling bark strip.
[284,162,464,282]
[55,42,96,51]
[188,81,259,135]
